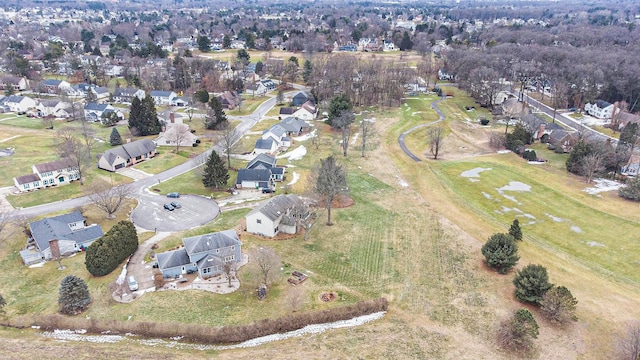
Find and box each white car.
[128,275,138,291]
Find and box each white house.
[113,87,145,103]
[245,194,306,237]
[292,102,317,121]
[2,95,37,113]
[156,123,198,148]
[0,76,28,91]
[42,79,72,94]
[37,100,73,119]
[13,158,80,192]
[84,102,119,122]
[584,100,620,120]
[150,90,177,106]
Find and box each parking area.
[130,193,220,232]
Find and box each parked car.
[167,192,180,198]
[128,275,138,291]
[170,201,181,209]
[164,203,175,211]
[262,188,274,193]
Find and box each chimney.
[170,111,175,123]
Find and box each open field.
[0,86,638,359]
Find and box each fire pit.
[320,291,337,302]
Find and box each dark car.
[167,192,180,198]
[170,201,182,209]
[262,188,274,193]
[164,203,175,211]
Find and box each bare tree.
[291,198,321,241]
[360,118,376,157]
[166,123,191,153]
[222,261,237,287]
[185,107,195,122]
[428,126,445,160]
[79,118,97,159]
[312,156,348,226]
[617,321,640,360]
[581,153,604,184]
[57,128,89,185]
[333,111,355,157]
[248,246,282,288]
[217,123,240,169]
[88,181,133,218]
[286,286,307,312]
[0,209,14,244]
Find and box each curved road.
[398,95,446,162]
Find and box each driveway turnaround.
[131,193,220,232]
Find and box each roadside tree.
[202,150,229,189]
[217,123,239,169]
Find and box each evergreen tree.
[236,49,250,66]
[619,176,640,201]
[566,139,597,175]
[481,233,519,274]
[197,35,211,52]
[255,60,264,75]
[509,219,523,241]
[58,275,91,315]
[327,94,352,127]
[193,89,210,104]
[128,96,143,135]
[202,150,229,189]
[513,264,553,305]
[206,97,228,130]
[498,308,539,352]
[131,94,162,136]
[85,221,138,276]
[302,60,313,85]
[223,34,231,49]
[109,127,123,146]
[400,31,413,51]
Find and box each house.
[253,138,278,155]
[42,79,72,94]
[0,76,28,91]
[279,117,310,136]
[97,139,157,171]
[246,81,268,96]
[292,91,311,107]
[37,100,72,119]
[621,154,640,176]
[260,124,290,152]
[156,115,198,148]
[113,87,145,103]
[292,101,318,121]
[150,90,177,106]
[261,79,277,92]
[92,86,111,101]
[279,107,295,117]
[236,154,285,189]
[548,129,577,153]
[406,77,427,93]
[13,158,80,192]
[20,211,103,264]
[338,44,357,52]
[438,69,454,81]
[584,100,619,120]
[245,194,306,237]
[2,95,37,113]
[84,102,117,121]
[156,229,242,279]
[533,122,563,141]
[383,40,396,51]
[217,91,242,110]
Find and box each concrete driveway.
[131,193,220,232]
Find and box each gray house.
[97,139,157,171]
[21,211,103,264]
[156,229,242,279]
[236,154,285,189]
[292,91,311,107]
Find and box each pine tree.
[109,127,123,146]
[202,150,229,189]
[58,275,91,315]
[141,95,162,135]
[128,96,143,136]
[509,219,523,241]
[513,264,553,305]
[206,97,228,130]
[481,233,519,274]
[302,60,313,85]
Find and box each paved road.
[131,193,220,232]
[398,96,446,162]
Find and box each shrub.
[58,275,91,315]
[513,264,553,305]
[480,118,490,125]
[508,219,523,241]
[497,308,539,352]
[540,286,578,325]
[619,177,640,201]
[153,272,165,290]
[481,233,519,274]
[523,149,537,161]
[85,221,139,276]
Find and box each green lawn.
[0,116,49,129]
[227,96,269,116]
[432,157,640,284]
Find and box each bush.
[58,275,91,315]
[540,286,578,325]
[619,177,640,201]
[497,308,539,352]
[85,221,139,277]
[153,272,165,290]
[481,233,519,274]
[513,264,553,305]
[489,132,506,150]
[523,149,537,161]
[508,219,523,241]
[480,118,490,126]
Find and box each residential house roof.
[279,107,295,115]
[594,100,612,109]
[156,248,190,270]
[4,95,27,103]
[236,168,273,185]
[98,139,156,166]
[150,90,174,97]
[182,229,240,255]
[263,124,287,138]
[84,102,109,112]
[15,173,40,185]
[43,79,63,86]
[29,211,103,253]
[114,87,142,96]
[549,129,569,143]
[34,158,75,174]
[255,138,275,150]
[280,117,308,134]
[196,253,224,270]
[247,154,277,170]
[246,194,303,221]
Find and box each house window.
[232,246,235,250]
[274,226,278,233]
[216,249,219,253]
[23,184,30,189]
[256,219,261,224]
[225,255,235,262]
[34,181,39,186]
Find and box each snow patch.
[43,329,125,343]
[292,129,317,142]
[497,150,511,154]
[545,213,564,222]
[482,192,492,199]
[396,175,409,188]
[496,181,531,192]
[584,178,624,195]
[277,145,307,161]
[587,241,605,247]
[350,132,360,145]
[570,226,582,233]
[116,264,128,285]
[460,167,492,179]
[287,172,300,185]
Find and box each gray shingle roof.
[279,107,295,115]
[236,168,272,185]
[157,248,190,270]
[182,229,240,255]
[84,102,108,112]
[255,138,275,150]
[15,173,40,185]
[29,211,103,253]
[246,194,302,221]
[196,253,224,270]
[264,124,286,138]
[279,117,308,133]
[99,139,156,166]
[595,100,612,109]
[34,158,75,173]
[247,154,277,170]
[150,90,174,97]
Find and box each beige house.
[97,139,157,171]
[245,194,305,237]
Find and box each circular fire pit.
[320,291,337,302]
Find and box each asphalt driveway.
[131,193,220,232]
